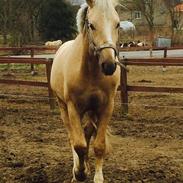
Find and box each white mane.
[76,0,118,33]
[76,3,88,33]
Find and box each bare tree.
[163,0,183,44]
[0,0,11,44]
[10,0,45,46]
[133,0,155,45]
[163,0,176,41]
[174,6,183,44]
[22,0,45,42]
[119,0,156,45]
[0,0,45,46]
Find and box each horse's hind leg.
[83,112,97,174]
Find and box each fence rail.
[0,57,51,64]
[0,46,58,52]
[119,46,183,52]
[0,46,58,73]
[122,58,183,66]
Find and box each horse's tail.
[105,127,122,155]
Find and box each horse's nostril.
[101,63,107,70]
[101,62,117,75]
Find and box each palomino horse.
[51,0,120,182]
[45,40,62,47]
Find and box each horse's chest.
[74,89,107,113]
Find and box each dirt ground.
[0,65,183,183]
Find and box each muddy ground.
[0,65,183,183]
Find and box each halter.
[85,11,128,71]
[85,18,119,58]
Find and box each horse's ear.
[112,0,120,8]
[86,0,94,8]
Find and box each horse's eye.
[116,23,120,29]
[89,23,96,30]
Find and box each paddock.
[0,51,183,182]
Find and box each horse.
[128,41,137,47]
[137,40,146,47]
[120,41,136,48]
[45,40,62,47]
[50,0,120,182]
[120,40,147,48]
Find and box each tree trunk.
[171,25,175,45]
[2,32,7,45]
[30,15,35,42]
[149,26,154,47]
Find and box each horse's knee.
[94,143,106,158]
[72,134,87,152]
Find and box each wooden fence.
[119,57,183,113]
[0,47,57,109]
[0,57,55,109]
[119,45,183,52]
[0,46,183,111]
[0,46,57,54]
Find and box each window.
[134,11,142,19]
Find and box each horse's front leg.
[58,101,86,182]
[67,101,88,182]
[93,100,114,183]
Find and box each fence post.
[163,47,167,71]
[164,47,167,58]
[30,49,35,74]
[46,59,55,110]
[120,58,128,114]
[150,47,153,57]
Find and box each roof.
[174,3,183,11]
[68,0,85,6]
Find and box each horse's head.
[81,0,120,75]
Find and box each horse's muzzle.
[101,62,117,76]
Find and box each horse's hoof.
[74,170,87,182]
[94,178,104,183]
[94,175,104,183]
[71,178,77,183]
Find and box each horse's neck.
[78,34,100,77]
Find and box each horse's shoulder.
[56,40,74,54]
